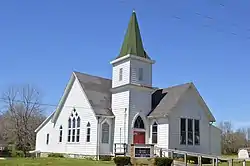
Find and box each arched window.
[76,117,80,142]
[68,118,71,142]
[102,122,109,144]
[68,118,71,128]
[152,122,158,144]
[72,118,76,142]
[68,109,80,142]
[77,117,81,128]
[134,116,145,129]
[86,122,91,142]
[59,125,63,142]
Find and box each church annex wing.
[148,82,216,122]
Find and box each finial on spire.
[132,9,136,13]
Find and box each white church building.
[35,11,221,158]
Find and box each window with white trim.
[180,118,186,145]
[134,116,144,129]
[46,133,49,145]
[139,68,143,81]
[152,122,158,144]
[119,68,123,81]
[86,122,91,142]
[76,117,80,142]
[188,119,193,145]
[102,122,109,143]
[67,109,80,143]
[180,118,200,145]
[194,119,200,145]
[59,125,63,142]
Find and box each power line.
[0,98,126,111]
[165,5,250,40]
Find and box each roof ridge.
[162,82,193,90]
[73,71,111,81]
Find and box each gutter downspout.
[97,117,100,160]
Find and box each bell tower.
[110,11,155,154]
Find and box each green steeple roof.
[117,11,150,59]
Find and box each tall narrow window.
[59,125,63,142]
[68,109,81,143]
[86,122,91,142]
[68,118,71,128]
[152,122,158,144]
[139,68,143,81]
[119,68,123,81]
[46,134,49,145]
[76,117,80,142]
[188,119,193,145]
[102,122,109,143]
[68,118,71,142]
[72,118,76,142]
[180,118,186,145]
[194,120,200,145]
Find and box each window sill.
[66,142,81,145]
[101,142,109,144]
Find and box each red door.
[133,131,145,144]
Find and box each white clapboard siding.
[130,59,152,87]
[168,88,212,155]
[111,91,130,147]
[157,118,169,149]
[112,59,130,88]
[35,120,54,153]
[36,78,98,156]
[210,125,221,155]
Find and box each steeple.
[117,11,150,59]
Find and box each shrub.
[113,156,131,166]
[48,153,64,158]
[155,157,173,166]
[11,149,24,157]
[0,148,11,157]
[99,155,112,161]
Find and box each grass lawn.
[0,158,114,166]
[1,157,249,166]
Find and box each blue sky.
[0,0,250,128]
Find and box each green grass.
[0,157,114,166]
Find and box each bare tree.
[219,121,249,154]
[1,85,46,155]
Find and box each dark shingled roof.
[148,83,192,117]
[75,72,195,118]
[74,72,113,116]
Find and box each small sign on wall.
[135,147,151,158]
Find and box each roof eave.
[110,54,155,65]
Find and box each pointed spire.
[117,11,150,59]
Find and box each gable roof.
[117,11,150,60]
[51,71,113,124]
[148,82,216,122]
[74,72,113,116]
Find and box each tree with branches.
[0,85,46,155]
